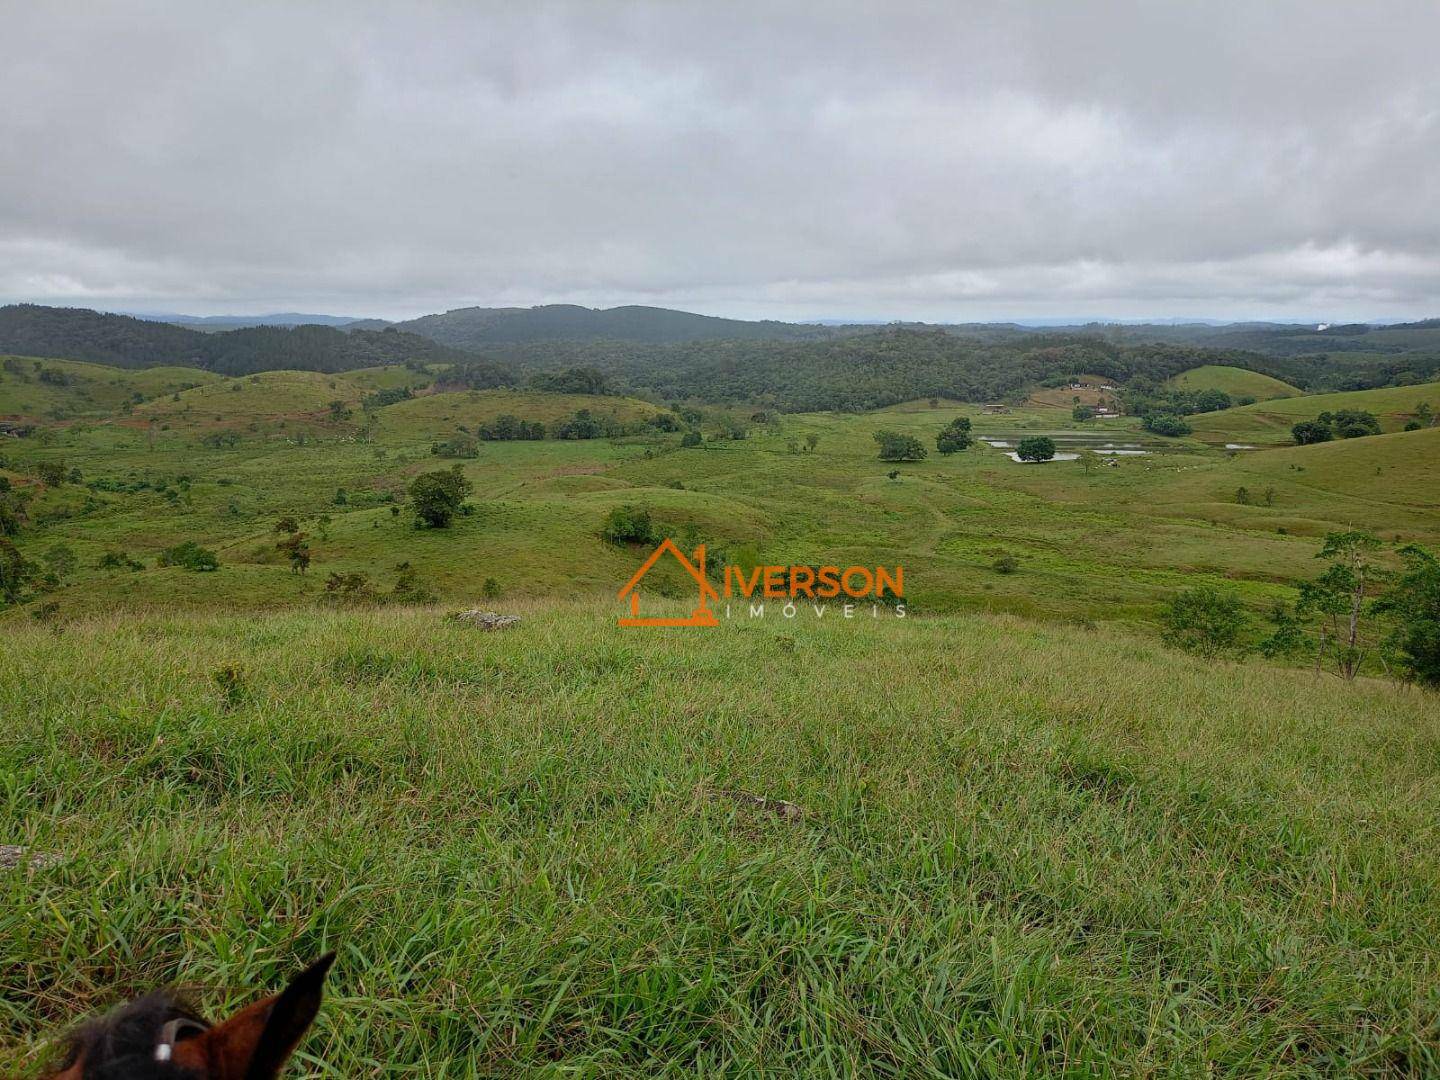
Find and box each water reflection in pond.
[982,433,1153,460]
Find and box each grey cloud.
[1,0,1437,321]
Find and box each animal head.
[43,954,334,1080]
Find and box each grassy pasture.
[2,605,1438,1077]
[1165,365,1302,401]
[1189,384,1440,445]
[4,383,1439,639]
[376,389,664,440]
[134,370,367,430]
[4,360,1440,1077]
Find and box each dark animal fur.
[56,992,207,1079]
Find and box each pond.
[982,433,1153,460]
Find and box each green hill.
[1190,382,1440,444]
[1152,427,1440,543]
[1165,364,1301,401]
[377,389,663,439]
[2,604,1437,1075]
[134,370,366,432]
[0,356,221,418]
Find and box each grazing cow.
[39,954,333,1080]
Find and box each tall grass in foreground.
[2,604,1438,1076]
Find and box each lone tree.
[0,537,37,604]
[42,544,77,583]
[873,430,927,462]
[1292,530,1387,680]
[1079,449,1100,475]
[935,417,973,454]
[409,465,473,528]
[1015,436,1056,462]
[276,531,311,574]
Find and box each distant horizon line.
[6,299,1435,330]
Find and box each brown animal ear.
[172,953,334,1079]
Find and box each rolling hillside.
[0,356,221,418]
[1153,427,1440,542]
[1165,364,1301,400]
[133,370,366,431]
[376,389,663,440]
[1190,382,1440,444]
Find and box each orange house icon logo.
[617,538,720,627]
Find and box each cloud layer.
[2,1,1437,321]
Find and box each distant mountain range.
[390,304,838,347]
[3,302,1440,388]
[135,312,369,331]
[0,304,469,374]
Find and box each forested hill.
[5,302,1437,407]
[486,329,1290,411]
[194,325,474,375]
[395,303,843,347]
[0,304,474,374]
[0,304,204,367]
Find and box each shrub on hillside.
[552,409,607,440]
[157,540,219,572]
[430,433,479,458]
[392,563,438,604]
[97,549,144,572]
[1291,419,1333,445]
[478,414,545,440]
[1328,409,1382,439]
[601,505,658,545]
[361,386,413,410]
[1142,413,1192,437]
[324,571,378,602]
[1375,544,1440,689]
[1293,410,1381,445]
[1162,585,1249,658]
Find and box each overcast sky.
[2,1,1437,323]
